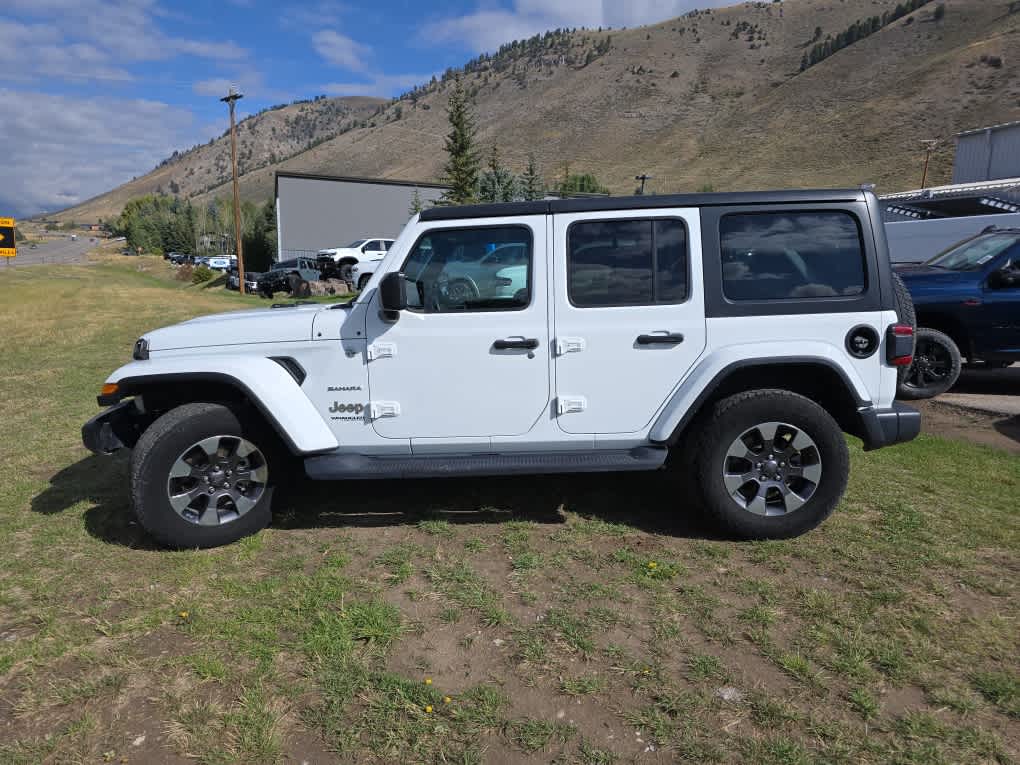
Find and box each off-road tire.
[693,389,849,540]
[897,327,962,400]
[357,274,371,291]
[130,403,278,548]
[891,273,916,385]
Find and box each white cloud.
[312,29,371,72]
[2,0,249,82]
[0,88,206,217]
[281,0,351,31]
[421,0,734,53]
[321,71,437,97]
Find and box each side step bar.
[304,447,668,481]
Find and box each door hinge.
[556,396,587,415]
[369,400,401,419]
[367,342,397,361]
[555,337,586,356]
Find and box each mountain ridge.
[50,0,1020,223]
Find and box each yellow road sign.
[0,217,15,258]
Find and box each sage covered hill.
[52,0,1019,223]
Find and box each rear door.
[552,209,706,434]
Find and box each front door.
[553,209,706,434]
[982,254,1020,357]
[365,218,550,441]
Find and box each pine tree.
[478,145,519,203]
[521,154,544,201]
[441,78,480,205]
[409,188,425,216]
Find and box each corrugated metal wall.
[954,123,1020,183]
[276,174,447,259]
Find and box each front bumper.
[858,402,922,451]
[82,400,148,455]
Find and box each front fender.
[648,342,872,443]
[106,355,339,454]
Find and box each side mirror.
[379,272,407,312]
[988,265,1019,289]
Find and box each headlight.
[133,337,149,360]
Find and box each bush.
[176,264,194,282]
[191,265,214,284]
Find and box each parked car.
[317,238,394,282]
[894,226,1020,399]
[350,258,384,291]
[244,272,263,293]
[83,187,921,548]
[207,256,235,271]
[257,257,321,297]
[168,253,195,265]
[227,268,263,292]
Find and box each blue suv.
[894,227,1020,399]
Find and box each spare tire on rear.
[897,327,962,400]
[891,273,916,387]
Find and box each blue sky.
[1,0,727,218]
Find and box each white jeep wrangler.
[84,189,920,548]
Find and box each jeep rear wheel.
[694,390,849,539]
[130,403,278,548]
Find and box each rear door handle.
[636,333,684,345]
[493,338,539,350]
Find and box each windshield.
[347,239,367,248]
[927,233,1020,271]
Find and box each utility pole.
[635,174,653,195]
[919,139,941,189]
[221,87,246,294]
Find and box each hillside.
[53,0,1020,222]
[51,95,386,223]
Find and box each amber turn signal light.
[100,383,119,396]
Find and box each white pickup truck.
[84,188,920,548]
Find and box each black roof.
[420,188,868,221]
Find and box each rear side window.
[568,219,688,307]
[720,211,866,301]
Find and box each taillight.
[886,324,914,367]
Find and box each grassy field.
[0,257,1017,764]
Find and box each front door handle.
[637,333,684,345]
[493,338,539,350]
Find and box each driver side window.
[400,225,533,313]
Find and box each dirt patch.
[914,399,1020,454]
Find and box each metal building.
[953,120,1020,184]
[275,172,448,261]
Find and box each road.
[939,363,1020,417]
[1,237,97,268]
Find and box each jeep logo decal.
[329,401,365,414]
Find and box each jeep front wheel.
[694,390,849,539]
[130,403,277,548]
